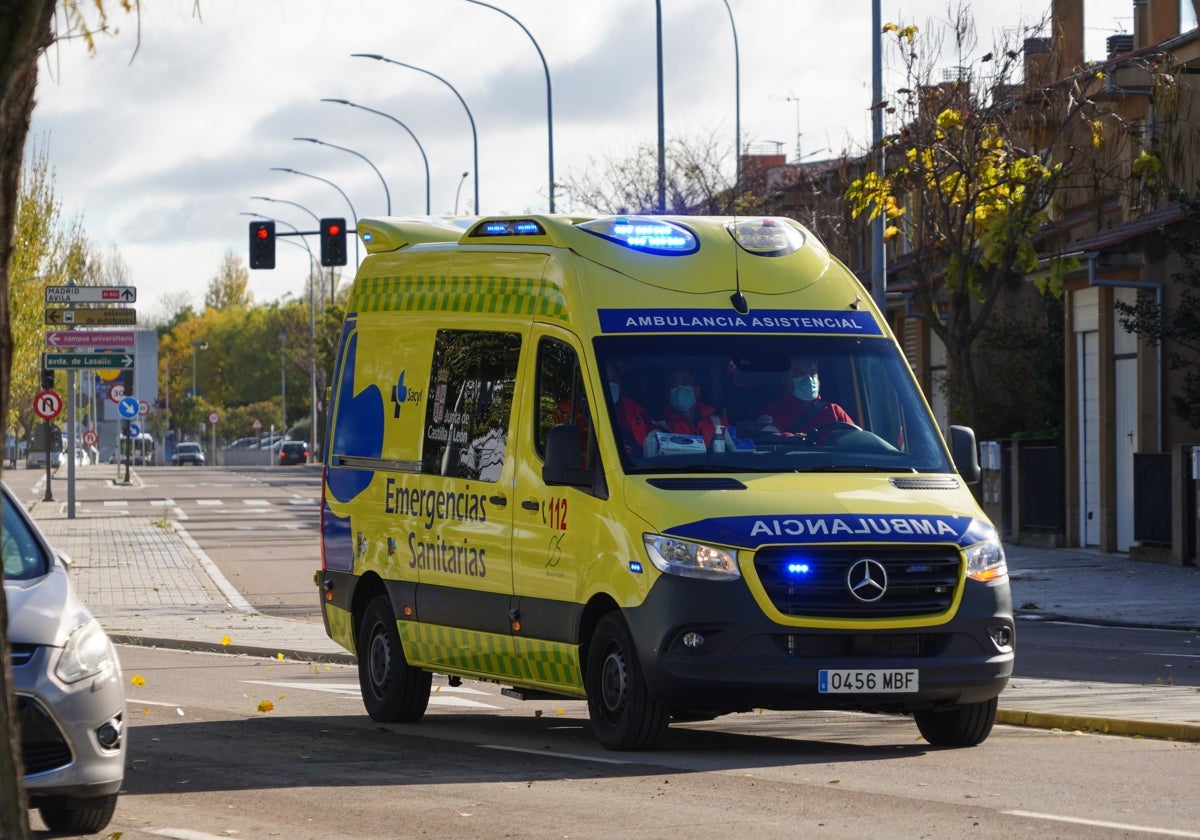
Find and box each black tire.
[585,612,669,751]
[913,696,998,747]
[357,595,431,723]
[38,793,118,834]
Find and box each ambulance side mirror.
[543,424,593,488]
[949,425,981,485]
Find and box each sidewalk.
[24,463,1200,743]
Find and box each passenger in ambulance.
[756,356,854,438]
[658,367,722,448]
[605,361,656,454]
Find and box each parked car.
[278,440,308,465]
[172,441,205,466]
[3,482,126,833]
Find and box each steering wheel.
[807,421,862,443]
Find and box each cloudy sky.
[29,0,1158,320]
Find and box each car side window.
[2,496,49,580]
[534,337,594,468]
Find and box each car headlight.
[56,619,117,684]
[965,538,1007,582]
[643,534,739,580]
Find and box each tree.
[1,5,141,836]
[204,249,252,310]
[1116,184,1200,428]
[560,133,768,216]
[844,6,1178,430]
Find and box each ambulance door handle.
[489,494,508,508]
[521,499,540,512]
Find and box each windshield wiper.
[798,465,919,474]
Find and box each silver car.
[3,483,125,833]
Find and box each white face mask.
[792,374,819,402]
[669,385,696,412]
[609,382,621,403]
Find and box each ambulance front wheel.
[913,696,997,747]
[586,612,669,751]
[357,595,432,723]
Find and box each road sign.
[45,285,136,304]
[108,383,125,403]
[34,390,63,420]
[43,352,134,370]
[208,412,221,425]
[118,397,139,419]
[45,308,137,326]
[45,330,135,348]
[129,423,141,437]
[82,430,98,447]
[139,400,150,416]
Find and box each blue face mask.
[669,385,697,413]
[792,374,819,402]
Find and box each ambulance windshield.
[594,334,953,475]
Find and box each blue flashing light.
[628,560,644,574]
[473,219,546,238]
[362,231,374,243]
[785,561,812,577]
[579,216,699,255]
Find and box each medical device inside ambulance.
[595,334,948,475]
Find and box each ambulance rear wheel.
[358,596,431,723]
[586,612,669,751]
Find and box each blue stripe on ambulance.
[665,513,995,551]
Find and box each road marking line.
[243,499,270,506]
[1004,810,1200,838]
[241,679,500,709]
[481,744,631,765]
[102,500,128,507]
[195,499,222,506]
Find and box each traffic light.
[320,217,347,266]
[41,369,55,390]
[249,220,276,270]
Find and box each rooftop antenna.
[768,91,803,161]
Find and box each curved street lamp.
[271,166,360,291]
[321,99,431,214]
[352,53,479,214]
[294,136,391,216]
[454,171,469,215]
[721,0,741,195]
[250,195,321,227]
[462,0,554,212]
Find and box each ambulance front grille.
[752,546,961,618]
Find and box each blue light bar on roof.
[578,216,699,255]
[472,219,545,237]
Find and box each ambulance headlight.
[965,538,1007,582]
[643,534,740,580]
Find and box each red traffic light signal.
[249,220,276,269]
[320,217,347,267]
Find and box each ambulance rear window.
[578,217,698,255]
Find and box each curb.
[996,708,1200,742]
[108,634,357,666]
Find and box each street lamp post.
[721,0,741,195]
[321,99,431,215]
[278,331,287,430]
[655,0,666,213]
[295,136,391,216]
[463,0,554,212]
[250,195,321,228]
[271,235,321,465]
[190,338,208,401]
[352,53,480,214]
[454,171,469,215]
[271,166,358,301]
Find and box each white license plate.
[818,669,919,693]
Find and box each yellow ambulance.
[317,214,1013,751]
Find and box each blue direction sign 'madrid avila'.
[45,285,137,304]
[117,397,140,420]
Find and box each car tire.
[913,696,998,747]
[37,793,118,834]
[585,612,669,751]
[357,595,431,723]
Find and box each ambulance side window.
[422,329,521,481]
[535,337,593,469]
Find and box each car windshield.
[594,333,953,475]
[178,443,199,452]
[2,491,50,581]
